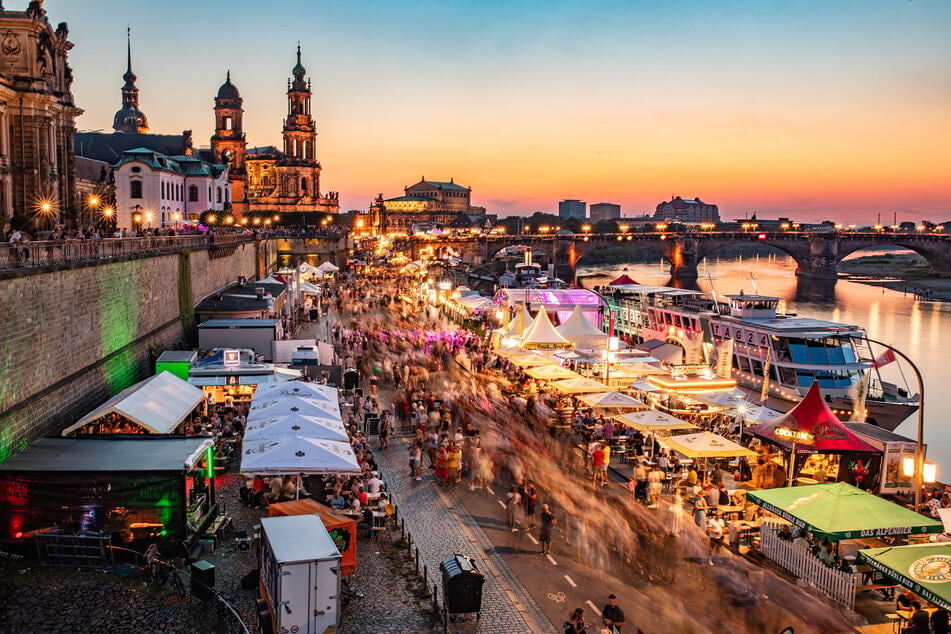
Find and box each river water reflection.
[578,254,951,472]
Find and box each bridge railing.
[0,234,255,272]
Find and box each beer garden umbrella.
[858,544,951,610]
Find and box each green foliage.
[177,250,196,344]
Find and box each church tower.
[112,28,149,134]
[277,44,320,200]
[210,71,247,214]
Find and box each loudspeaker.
[190,560,215,600]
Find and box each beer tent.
[748,482,942,542]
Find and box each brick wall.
[0,242,259,460]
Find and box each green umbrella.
[859,544,951,611]
[747,482,942,542]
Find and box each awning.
[659,431,756,459]
[0,436,214,472]
[549,377,612,394]
[579,391,647,410]
[859,544,951,611]
[247,395,341,423]
[187,369,301,387]
[609,274,638,286]
[244,413,349,443]
[745,382,878,453]
[253,381,338,404]
[61,372,204,435]
[615,410,698,432]
[524,365,583,381]
[240,437,361,475]
[747,482,943,541]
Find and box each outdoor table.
[717,504,745,518]
[738,520,762,547]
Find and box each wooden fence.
[760,521,856,609]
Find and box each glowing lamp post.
[775,426,815,487]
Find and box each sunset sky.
[49,0,951,222]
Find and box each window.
[130,180,142,199]
[189,185,198,202]
[225,116,232,131]
[301,177,308,193]
[216,187,222,203]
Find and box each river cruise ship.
[600,284,919,431]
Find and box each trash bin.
[439,554,484,620]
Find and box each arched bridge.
[409,231,951,281]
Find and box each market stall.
[240,437,361,476]
[745,382,879,487]
[858,544,951,611]
[61,372,204,436]
[0,436,216,546]
[747,482,942,542]
[579,391,647,411]
[244,414,350,443]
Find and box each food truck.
[260,515,341,634]
[268,499,356,577]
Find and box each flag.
[760,348,771,402]
[872,349,896,369]
[716,338,734,378]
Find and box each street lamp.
[864,337,930,512]
[775,426,815,487]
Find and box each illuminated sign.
[223,349,240,367]
[775,427,815,445]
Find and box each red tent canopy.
[746,382,878,452]
[609,274,638,286]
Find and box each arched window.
[188,185,198,202]
[225,116,232,131]
[301,177,308,193]
[216,187,222,203]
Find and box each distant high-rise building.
[654,196,719,223]
[559,199,586,219]
[589,202,621,222]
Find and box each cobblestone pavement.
[0,448,439,634]
[374,432,554,633]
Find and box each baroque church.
[76,37,338,220]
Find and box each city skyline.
[54,0,951,222]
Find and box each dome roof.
[113,106,149,134]
[216,71,240,100]
[292,44,306,78]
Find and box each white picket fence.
[759,521,856,609]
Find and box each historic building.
[113,147,229,230]
[0,1,82,230]
[209,71,247,216]
[654,195,720,223]
[368,177,486,234]
[241,46,339,216]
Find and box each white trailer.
[260,515,341,634]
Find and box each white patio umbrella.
[240,437,360,475]
[244,413,349,443]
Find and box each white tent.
[240,437,361,475]
[579,391,647,410]
[659,431,756,459]
[248,396,341,423]
[614,409,697,432]
[505,304,535,338]
[317,261,339,273]
[521,307,572,349]
[298,262,322,277]
[254,381,338,404]
[298,281,322,294]
[556,305,607,347]
[61,371,204,435]
[244,413,349,443]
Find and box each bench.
[856,583,898,592]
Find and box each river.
[578,252,951,473]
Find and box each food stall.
[260,515,341,634]
[0,436,216,548]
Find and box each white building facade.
[114,148,229,230]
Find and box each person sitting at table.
[792,531,811,551]
[906,602,931,634]
[717,482,730,507]
[329,492,346,510]
[350,493,362,513]
[377,492,389,513]
[363,504,377,538]
[836,558,852,574]
[817,540,835,566]
[777,525,793,541]
[896,588,915,612]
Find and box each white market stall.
[244,413,350,444]
[62,371,204,435]
[240,437,361,475]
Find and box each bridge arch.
[695,239,809,275]
[835,240,951,276]
[571,239,674,273]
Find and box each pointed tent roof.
[317,261,339,273]
[746,382,878,452]
[609,274,638,286]
[240,437,361,475]
[521,308,571,348]
[579,391,647,410]
[505,304,534,338]
[244,413,350,443]
[556,305,606,343]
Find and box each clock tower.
[210,71,247,215]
